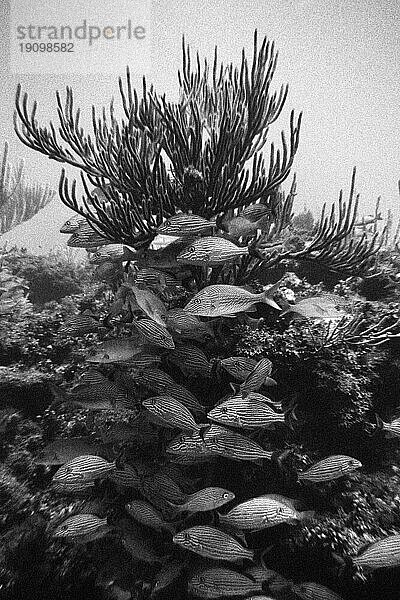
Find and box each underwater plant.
[7,32,400,600]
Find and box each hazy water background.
[0,0,399,253]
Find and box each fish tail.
[261,289,281,311]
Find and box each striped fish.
[34,437,104,466]
[166,309,214,342]
[245,565,290,590]
[59,314,100,336]
[86,338,142,364]
[132,317,175,349]
[169,487,235,513]
[377,415,400,438]
[220,213,270,238]
[135,367,176,391]
[166,431,217,460]
[125,500,175,535]
[217,391,282,411]
[219,495,313,531]
[157,213,214,237]
[89,244,137,264]
[60,214,86,233]
[142,471,186,504]
[72,377,127,405]
[241,203,271,221]
[131,285,168,326]
[204,425,273,461]
[142,396,203,433]
[52,455,116,484]
[53,514,110,542]
[134,268,179,288]
[208,396,284,430]
[188,567,261,598]
[52,480,95,494]
[121,528,163,564]
[220,356,259,381]
[151,560,185,597]
[67,221,113,248]
[173,526,254,561]
[118,353,162,369]
[353,534,400,570]
[177,237,248,266]
[240,358,274,395]
[184,284,281,317]
[167,344,212,377]
[292,582,344,600]
[109,465,143,490]
[163,384,206,414]
[298,455,362,482]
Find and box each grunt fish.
[157,213,214,237]
[184,284,281,317]
[177,237,248,266]
[298,455,362,482]
[173,525,254,561]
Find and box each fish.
[52,455,116,484]
[157,213,214,237]
[292,582,344,600]
[134,242,187,271]
[134,367,176,391]
[281,295,345,320]
[131,317,175,349]
[298,455,362,482]
[53,514,110,542]
[376,415,400,438]
[166,385,206,414]
[184,284,281,317]
[52,480,96,494]
[89,244,137,265]
[142,396,203,433]
[239,358,273,395]
[218,495,314,531]
[151,559,185,597]
[188,567,262,598]
[135,370,206,413]
[204,425,273,461]
[72,375,127,405]
[34,437,104,466]
[142,471,187,504]
[220,213,271,239]
[241,203,271,221]
[134,268,179,288]
[168,487,235,513]
[116,353,162,369]
[67,221,113,248]
[86,338,143,364]
[109,465,143,490]
[60,214,86,233]
[208,397,285,429]
[166,309,214,342]
[353,534,400,571]
[220,356,259,381]
[125,500,175,535]
[167,344,212,377]
[130,285,168,326]
[59,314,100,336]
[173,525,254,561]
[121,527,163,564]
[166,431,217,460]
[245,565,291,591]
[177,236,249,266]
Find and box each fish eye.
[220,406,228,414]
[183,532,191,542]
[188,246,196,252]
[277,506,284,514]
[165,220,171,227]
[222,492,230,499]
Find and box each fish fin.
[261,289,281,311]
[230,382,239,394]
